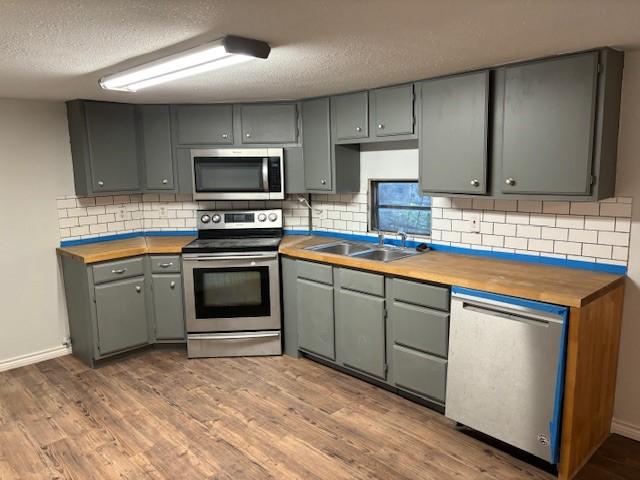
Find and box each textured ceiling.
[1,0,640,103]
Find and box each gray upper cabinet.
[152,273,185,341]
[419,71,489,195]
[333,91,369,141]
[173,104,234,145]
[499,52,598,195]
[302,98,332,191]
[297,277,335,360]
[139,105,175,191]
[240,103,298,144]
[371,84,415,137]
[67,100,141,195]
[94,276,149,356]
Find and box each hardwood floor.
[0,350,636,479]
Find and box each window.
[371,181,431,235]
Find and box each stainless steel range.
[182,209,283,358]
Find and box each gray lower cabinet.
[387,277,450,404]
[296,278,335,360]
[371,84,415,137]
[139,105,175,191]
[419,71,489,195]
[333,91,369,141]
[240,103,298,144]
[67,100,141,195]
[151,273,185,341]
[335,269,386,379]
[60,253,187,367]
[173,104,234,145]
[95,276,149,356]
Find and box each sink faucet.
[377,231,385,247]
[397,231,407,248]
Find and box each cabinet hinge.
[383,308,388,319]
[384,363,389,375]
[590,175,596,185]
[597,63,601,74]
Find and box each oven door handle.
[262,157,269,192]
[189,332,280,340]
[184,253,278,262]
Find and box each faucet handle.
[397,231,407,247]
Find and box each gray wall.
[0,99,74,369]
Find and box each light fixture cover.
[99,35,270,92]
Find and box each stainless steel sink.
[351,247,421,262]
[306,242,371,256]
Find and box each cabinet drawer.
[392,301,449,358]
[150,255,181,273]
[297,260,333,285]
[93,257,144,284]
[338,268,384,296]
[391,278,450,311]
[393,344,447,403]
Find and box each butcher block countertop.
[56,236,195,264]
[279,235,624,308]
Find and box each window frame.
[370,180,431,236]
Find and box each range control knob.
[257,213,267,222]
[268,212,278,222]
[200,214,211,223]
[211,214,222,223]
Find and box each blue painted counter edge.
[283,229,627,275]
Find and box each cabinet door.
[174,105,233,145]
[302,98,332,191]
[84,101,140,192]
[152,274,185,341]
[240,103,298,144]
[499,52,598,195]
[419,71,489,194]
[372,84,415,137]
[139,105,175,191]
[333,92,368,140]
[336,288,386,379]
[297,278,335,360]
[94,277,148,356]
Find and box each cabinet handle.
[159,262,173,268]
[470,179,480,187]
[97,181,104,187]
[221,133,229,139]
[245,133,251,138]
[135,286,141,292]
[377,123,384,129]
[170,281,176,289]
[505,178,516,186]
[162,178,168,185]
[355,126,362,132]
[320,179,326,185]
[111,268,127,274]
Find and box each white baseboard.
[0,345,72,373]
[611,418,640,441]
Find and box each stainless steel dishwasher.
[446,287,568,464]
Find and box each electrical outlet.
[159,206,168,219]
[116,204,126,221]
[468,212,481,233]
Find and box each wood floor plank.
[0,351,636,480]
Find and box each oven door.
[182,252,281,332]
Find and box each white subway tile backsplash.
[612,246,629,261]
[483,211,506,223]
[568,229,598,244]
[472,198,494,210]
[598,231,630,246]
[482,235,504,247]
[556,215,585,229]
[493,223,516,236]
[554,241,582,255]
[570,202,600,216]
[582,243,612,259]
[529,214,556,227]
[615,218,631,233]
[542,201,570,214]
[516,224,541,239]
[584,216,615,231]
[59,217,79,228]
[518,200,542,213]
[541,227,568,241]
[599,202,632,217]
[57,198,77,209]
[505,212,529,224]
[442,231,461,242]
[528,239,554,252]
[494,199,518,211]
[505,237,528,250]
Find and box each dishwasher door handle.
[462,303,552,328]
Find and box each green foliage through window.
[371,181,431,235]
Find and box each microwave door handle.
[262,158,269,191]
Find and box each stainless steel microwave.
[191,148,284,200]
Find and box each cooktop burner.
[182,208,284,254]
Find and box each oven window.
[194,157,265,192]
[194,266,270,318]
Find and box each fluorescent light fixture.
[99,35,270,92]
